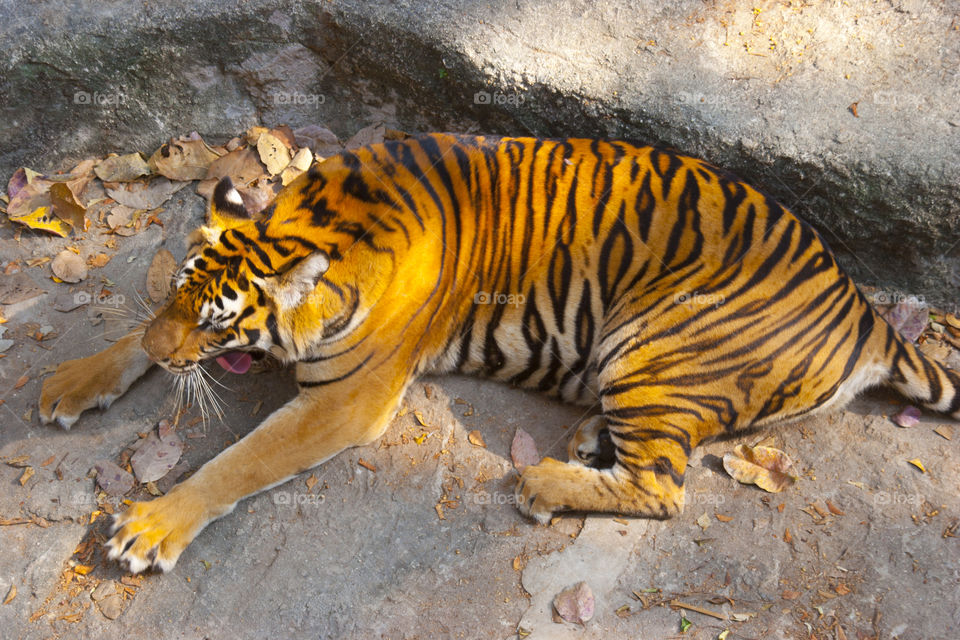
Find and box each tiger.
[38,133,960,574]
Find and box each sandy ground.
[1,185,959,640]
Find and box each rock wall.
[1,0,957,305]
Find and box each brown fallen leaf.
[834,583,851,596]
[0,272,45,305]
[94,460,135,496]
[13,375,28,390]
[280,147,314,185]
[131,431,183,483]
[19,466,35,485]
[934,425,953,440]
[715,513,733,522]
[106,205,137,236]
[722,444,798,493]
[826,500,845,516]
[95,152,152,182]
[510,428,540,472]
[293,124,342,157]
[149,134,221,181]
[467,430,486,448]
[257,131,293,176]
[105,177,188,210]
[49,182,87,231]
[146,248,177,303]
[358,458,377,472]
[345,123,385,150]
[892,406,921,428]
[51,250,88,283]
[554,581,595,625]
[3,585,15,604]
[87,253,111,268]
[198,147,267,198]
[782,589,801,600]
[305,474,318,490]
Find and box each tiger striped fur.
[39,133,960,573]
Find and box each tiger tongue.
[216,351,252,374]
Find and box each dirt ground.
[1,170,959,640]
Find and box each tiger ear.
[207,177,250,231]
[263,252,330,309]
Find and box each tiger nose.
[142,313,190,363]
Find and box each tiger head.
[141,177,330,374]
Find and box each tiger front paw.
[515,457,572,525]
[106,488,226,573]
[39,336,152,429]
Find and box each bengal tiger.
[38,133,960,574]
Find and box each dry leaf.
[235,178,279,216]
[907,458,926,473]
[554,581,595,625]
[722,444,798,493]
[94,460,135,496]
[345,123,385,150]
[280,147,314,185]
[49,182,87,230]
[3,585,15,605]
[782,589,801,600]
[511,428,540,471]
[358,458,377,472]
[51,250,88,283]
[146,248,177,303]
[18,466,35,485]
[715,513,733,522]
[934,425,953,440]
[696,512,712,530]
[305,474,318,490]
[14,375,28,389]
[880,298,928,343]
[199,147,267,198]
[105,177,188,210]
[0,272,45,305]
[467,430,486,448]
[9,204,70,237]
[293,124,342,157]
[95,152,151,182]
[257,131,293,176]
[893,406,921,428]
[826,500,845,516]
[106,205,138,236]
[87,253,111,268]
[149,134,221,181]
[131,431,183,483]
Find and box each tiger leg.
[39,328,154,429]
[517,414,694,523]
[567,415,615,467]
[106,365,411,573]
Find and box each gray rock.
[0,0,957,305]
